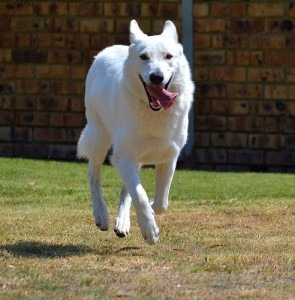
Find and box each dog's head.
[128,20,183,111]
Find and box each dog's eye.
[140,54,149,61]
[165,54,173,60]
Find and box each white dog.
[77,20,194,244]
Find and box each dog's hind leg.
[114,186,131,237]
[88,160,109,231]
[78,121,111,231]
[151,159,177,215]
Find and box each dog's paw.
[141,222,160,245]
[114,216,130,238]
[137,207,160,245]
[94,210,109,231]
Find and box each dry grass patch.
[0,158,294,299]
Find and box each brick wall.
[194,1,295,171]
[0,1,294,172]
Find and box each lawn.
[0,158,294,299]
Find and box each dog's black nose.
[150,73,164,85]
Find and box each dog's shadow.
[0,241,95,259]
[0,241,143,259]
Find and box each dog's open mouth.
[139,75,178,111]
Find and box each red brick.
[68,128,82,143]
[211,100,228,115]
[193,3,209,17]
[228,117,264,132]
[227,51,251,65]
[12,49,47,63]
[69,97,85,112]
[248,68,285,82]
[33,128,66,142]
[70,66,88,80]
[228,19,264,34]
[15,112,48,127]
[249,101,287,116]
[0,143,13,156]
[228,101,249,115]
[0,33,15,47]
[194,67,209,81]
[67,34,90,49]
[227,84,263,99]
[36,65,70,79]
[209,67,246,82]
[194,34,211,49]
[266,19,295,33]
[12,18,45,31]
[266,151,295,166]
[0,49,11,62]
[17,80,50,94]
[196,149,227,164]
[196,116,227,131]
[48,145,77,160]
[104,3,140,17]
[195,98,211,115]
[69,3,102,16]
[0,2,33,16]
[265,116,295,133]
[195,51,225,65]
[288,3,295,17]
[249,134,285,149]
[80,19,114,33]
[37,97,69,112]
[211,133,247,148]
[194,19,225,33]
[0,111,15,125]
[32,33,66,47]
[141,3,178,18]
[0,18,11,31]
[15,33,31,47]
[0,127,11,141]
[249,3,285,17]
[14,143,48,158]
[49,113,85,127]
[196,132,210,147]
[48,50,83,64]
[0,81,15,94]
[250,52,264,66]
[228,150,264,165]
[265,51,295,66]
[212,3,247,17]
[34,2,68,15]
[213,34,249,49]
[11,127,32,142]
[250,35,285,49]
[45,18,79,33]
[1,65,35,79]
[265,86,288,100]
[197,83,226,98]
[52,81,84,96]
[2,96,36,110]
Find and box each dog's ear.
[162,21,178,42]
[130,20,146,44]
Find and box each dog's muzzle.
[139,75,178,111]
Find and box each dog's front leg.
[152,159,177,215]
[114,186,131,237]
[113,156,159,244]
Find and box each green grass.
[0,158,294,299]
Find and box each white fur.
[77,20,194,244]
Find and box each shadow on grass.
[1,241,96,258]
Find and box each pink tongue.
[146,85,178,110]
